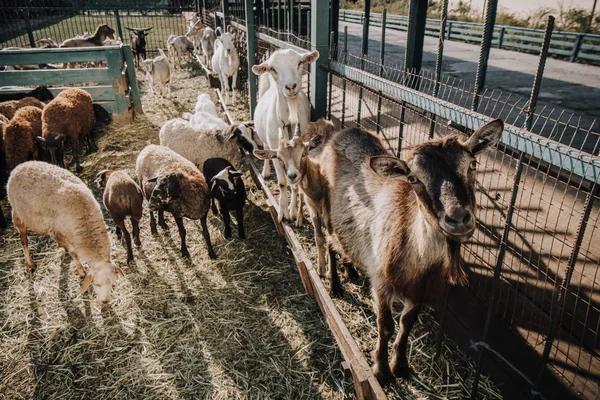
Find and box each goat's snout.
[440,207,475,240]
[287,171,298,182]
[285,83,297,93]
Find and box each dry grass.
[0,60,354,399]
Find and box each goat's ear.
[215,26,222,36]
[467,118,503,155]
[301,50,320,65]
[56,134,66,142]
[253,149,277,160]
[80,273,94,293]
[35,136,46,143]
[227,25,235,34]
[370,156,410,179]
[251,62,269,75]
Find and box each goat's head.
[369,119,504,242]
[185,21,205,37]
[96,24,116,40]
[95,169,113,189]
[254,126,308,185]
[36,134,66,168]
[80,262,124,304]
[142,58,154,73]
[210,166,243,195]
[226,122,260,153]
[252,49,319,98]
[215,26,236,56]
[126,27,152,47]
[147,172,183,211]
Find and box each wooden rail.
[215,88,387,400]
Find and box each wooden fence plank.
[105,47,129,117]
[0,85,115,101]
[0,68,111,86]
[0,46,114,66]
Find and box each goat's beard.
[446,239,468,286]
[287,95,299,125]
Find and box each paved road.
[338,21,600,152]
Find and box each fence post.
[471,0,498,111]
[341,26,347,127]
[362,0,371,57]
[497,26,505,48]
[525,15,554,131]
[22,8,36,48]
[122,45,143,115]
[446,21,453,40]
[404,0,428,86]
[114,8,124,43]
[331,0,339,50]
[222,0,229,28]
[379,8,387,76]
[570,33,583,62]
[328,31,334,119]
[429,0,448,143]
[245,0,257,116]
[310,0,330,119]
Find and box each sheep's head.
[147,172,183,211]
[215,26,236,56]
[95,169,113,189]
[80,262,124,304]
[210,166,243,196]
[252,49,319,98]
[226,122,260,153]
[36,134,66,168]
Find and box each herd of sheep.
[0,22,507,387]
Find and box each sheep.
[203,158,246,239]
[126,27,152,68]
[251,48,319,224]
[159,119,258,169]
[136,144,216,259]
[0,97,45,120]
[60,24,116,48]
[96,170,144,264]
[168,35,194,68]
[37,88,95,173]
[188,112,228,130]
[194,93,218,116]
[142,49,171,97]
[7,161,125,303]
[3,106,43,171]
[211,26,240,105]
[0,113,9,126]
[317,120,504,385]
[0,86,54,103]
[201,27,216,69]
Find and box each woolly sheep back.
[42,88,94,142]
[3,106,43,170]
[0,97,45,120]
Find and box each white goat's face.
[218,32,235,56]
[252,49,319,98]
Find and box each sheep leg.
[390,302,421,379]
[312,213,326,276]
[211,198,218,216]
[14,215,35,271]
[132,217,142,247]
[220,204,232,239]
[373,292,395,386]
[200,214,217,259]
[116,226,122,242]
[174,216,190,258]
[150,211,159,236]
[236,207,245,239]
[273,160,289,221]
[117,221,134,264]
[327,244,342,297]
[73,141,83,173]
[158,210,169,229]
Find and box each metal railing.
[339,9,600,63]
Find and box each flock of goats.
[0,16,506,387]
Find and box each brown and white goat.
[319,120,503,385]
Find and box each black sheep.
[203,158,246,239]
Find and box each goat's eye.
[407,176,419,184]
[269,67,278,75]
[469,160,477,170]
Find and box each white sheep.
[251,48,319,222]
[142,49,170,97]
[211,26,240,105]
[159,118,258,169]
[194,93,218,116]
[7,161,124,303]
[189,111,228,130]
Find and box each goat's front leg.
[231,71,238,104]
[311,212,326,276]
[373,290,395,386]
[174,216,190,258]
[289,184,299,222]
[220,73,230,104]
[262,158,272,179]
[390,301,422,379]
[273,159,289,222]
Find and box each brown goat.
[3,106,43,170]
[60,24,115,48]
[38,88,95,172]
[319,120,503,385]
[0,97,45,120]
[96,170,144,264]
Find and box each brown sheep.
[3,106,43,171]
[0,97,45,120]
[96,170,144,264]
[38,88,95,173]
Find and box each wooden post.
[122,45,143,116]
[105,47,129,119]
[114,8,124,43]
[245,0,258,116]
[310,0,329,119]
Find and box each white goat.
[211,26,240,105]
[168,35,194,68]
[201,27,216,69]
[185,20,205,54]
[142,49,170,97]
[251,48,319,222]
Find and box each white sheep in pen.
[251,48,319,223]
[211,26,240,105]
[7,161,124,303]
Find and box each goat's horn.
[294,123,301,137]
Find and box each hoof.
[391,358,411,379]
[127,255,134,264]
[181,249,190,258]
[26,261,37,272]
[134,239,141,247]
[373,364,395,387]
[159,223,169,230]
[75,166,84,173]
[75,268,86,277]
[208,251,217,260]
[151,228,159,236]
[328,281,343,298]
[238,232,246,240]
[223,229,232,239]
[342,263,360,281]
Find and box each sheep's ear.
[301,50,319,65]
[370,156,410,179]
[467,118,503,155]
[308,134,323,149]
[80,273,94,293]
[230,171,243,178]
[253,149,277,160]
[36,136,46,143]
[251,62,269,76]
